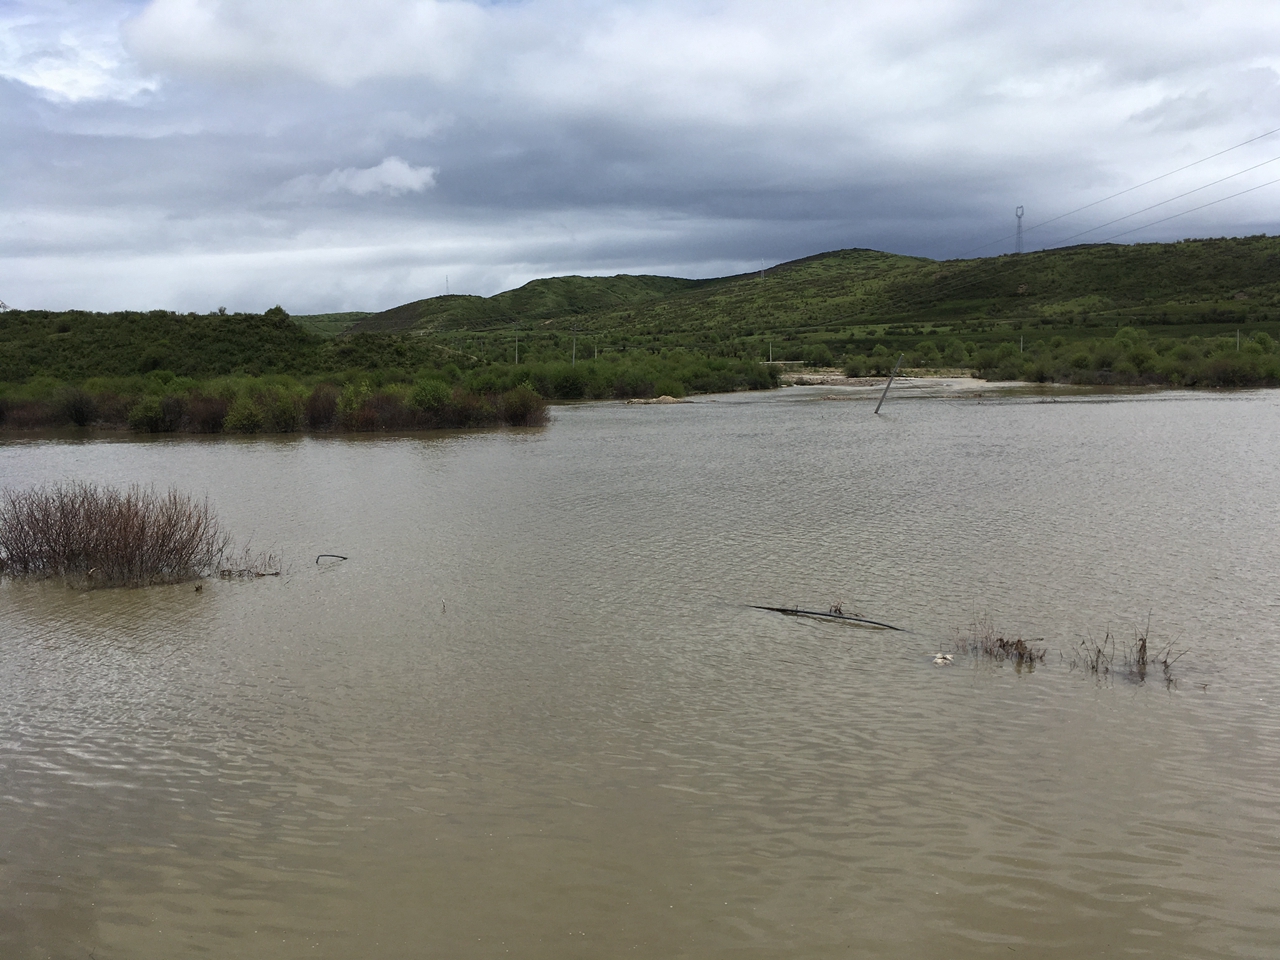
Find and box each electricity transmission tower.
[1015,206,1024,254]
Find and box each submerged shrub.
[186,394,229,433]
[0,482,231,587]
[496,385,549,427]
[59,387,97,427]
[305,383,339,428]
[449,390,496,426]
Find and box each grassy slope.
[500,239,1280,343]
[293,312,369,337]
[359,238,1279,366]
[5,236,1280,388]
[347,274,718,335]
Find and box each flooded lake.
[2,387,1279,959]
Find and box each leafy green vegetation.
[5,235,1280,432]
[967,327,1279,387]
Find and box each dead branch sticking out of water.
[0,482,231,587]
[953,616,1047,665]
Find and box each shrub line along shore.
[0,379,549,434]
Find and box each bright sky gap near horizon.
[3,1,1280,314]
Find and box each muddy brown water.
[2,387,1279,959]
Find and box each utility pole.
[515,331,519,364]
[1015,206,1025,255]
[445,275,449,296]
[874,354,905,415]
[572,331,577,366]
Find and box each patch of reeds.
[1121,616,1185,687]
[216,544,282,579]
[1069,633,1115,676]
[0,482,232,587]
[952,616,1047,666]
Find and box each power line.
[954,123,1280,257]
[1050,151,1280,246]
[1100,173,1280,243]
[893,167,1280,316]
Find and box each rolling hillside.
[3,236,1279,393]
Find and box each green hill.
[3,236,1280,402]
[346,238,1278,361]
[377,238,1280,383]
[348,274,717,336]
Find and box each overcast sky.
[3,0,1280,313]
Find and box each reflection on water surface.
[2,389,1279,959]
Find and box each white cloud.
[0,1,157,101]
[289,157,438,197]
[7,1,1280,310]
[125,0,489,85]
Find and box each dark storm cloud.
[3,0,1280,311]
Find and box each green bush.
[127,394,183,433]
[258,387,302,432]
[223,396,264,433]
[337,380,372,429]
[802,344,833,367]
[843,355,868,377]
[410,379,451,411]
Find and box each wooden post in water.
[874,354,905,415]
